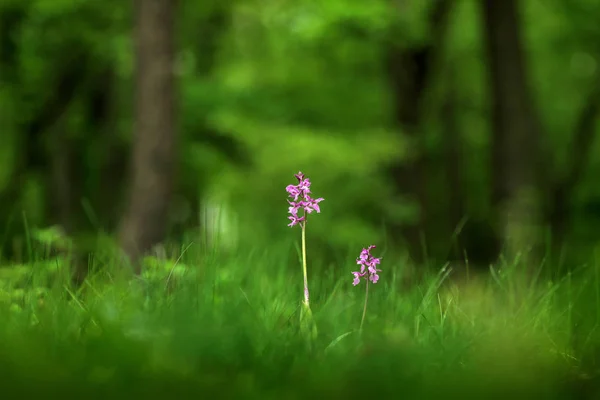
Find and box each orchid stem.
[301,219,310,307]
[359,278,369,334]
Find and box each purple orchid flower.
[352,245,382,286]
[286,171,324,227]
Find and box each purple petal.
[298,179,311,193]
[285,184,298,194]
[352,272,361,286]
[367,258,381,269]
[311,199,323,213]
[287,215,305,227]
[312,198,324,209]
[370,273,379,284]
[288,200,301,215]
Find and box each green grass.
[0,241,599,399]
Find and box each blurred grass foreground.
[0,238,598,399]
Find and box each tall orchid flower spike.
[286,171,323,344]
[286,171,324,305]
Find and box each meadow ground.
[0,241,599,399]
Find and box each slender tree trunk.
[386,46,430,262]
[548,80,600,254]
[47,125,75,233]
[442,64,466,259]
[386,0,455,262]
[119,0,177,269]
[481,0,542,265]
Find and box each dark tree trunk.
[87,66,131,232]
[0,45,89,261]
[549,80,600,253]
[481,0,542,264]
[386,0,455,262]
[119,0,177,269]
[47,125,76,233]
[442,64,466,259]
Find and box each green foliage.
[2,0,600,262]
[0,245,597,397]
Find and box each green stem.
[301,219,309,306]
[359,278,369,334]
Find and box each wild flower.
[286,171,323,342]
[286,171,323,307]
[286,172,324,228]
[352,245,382,286]
[351,245,382,333]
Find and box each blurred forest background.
[1,0,600,279]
